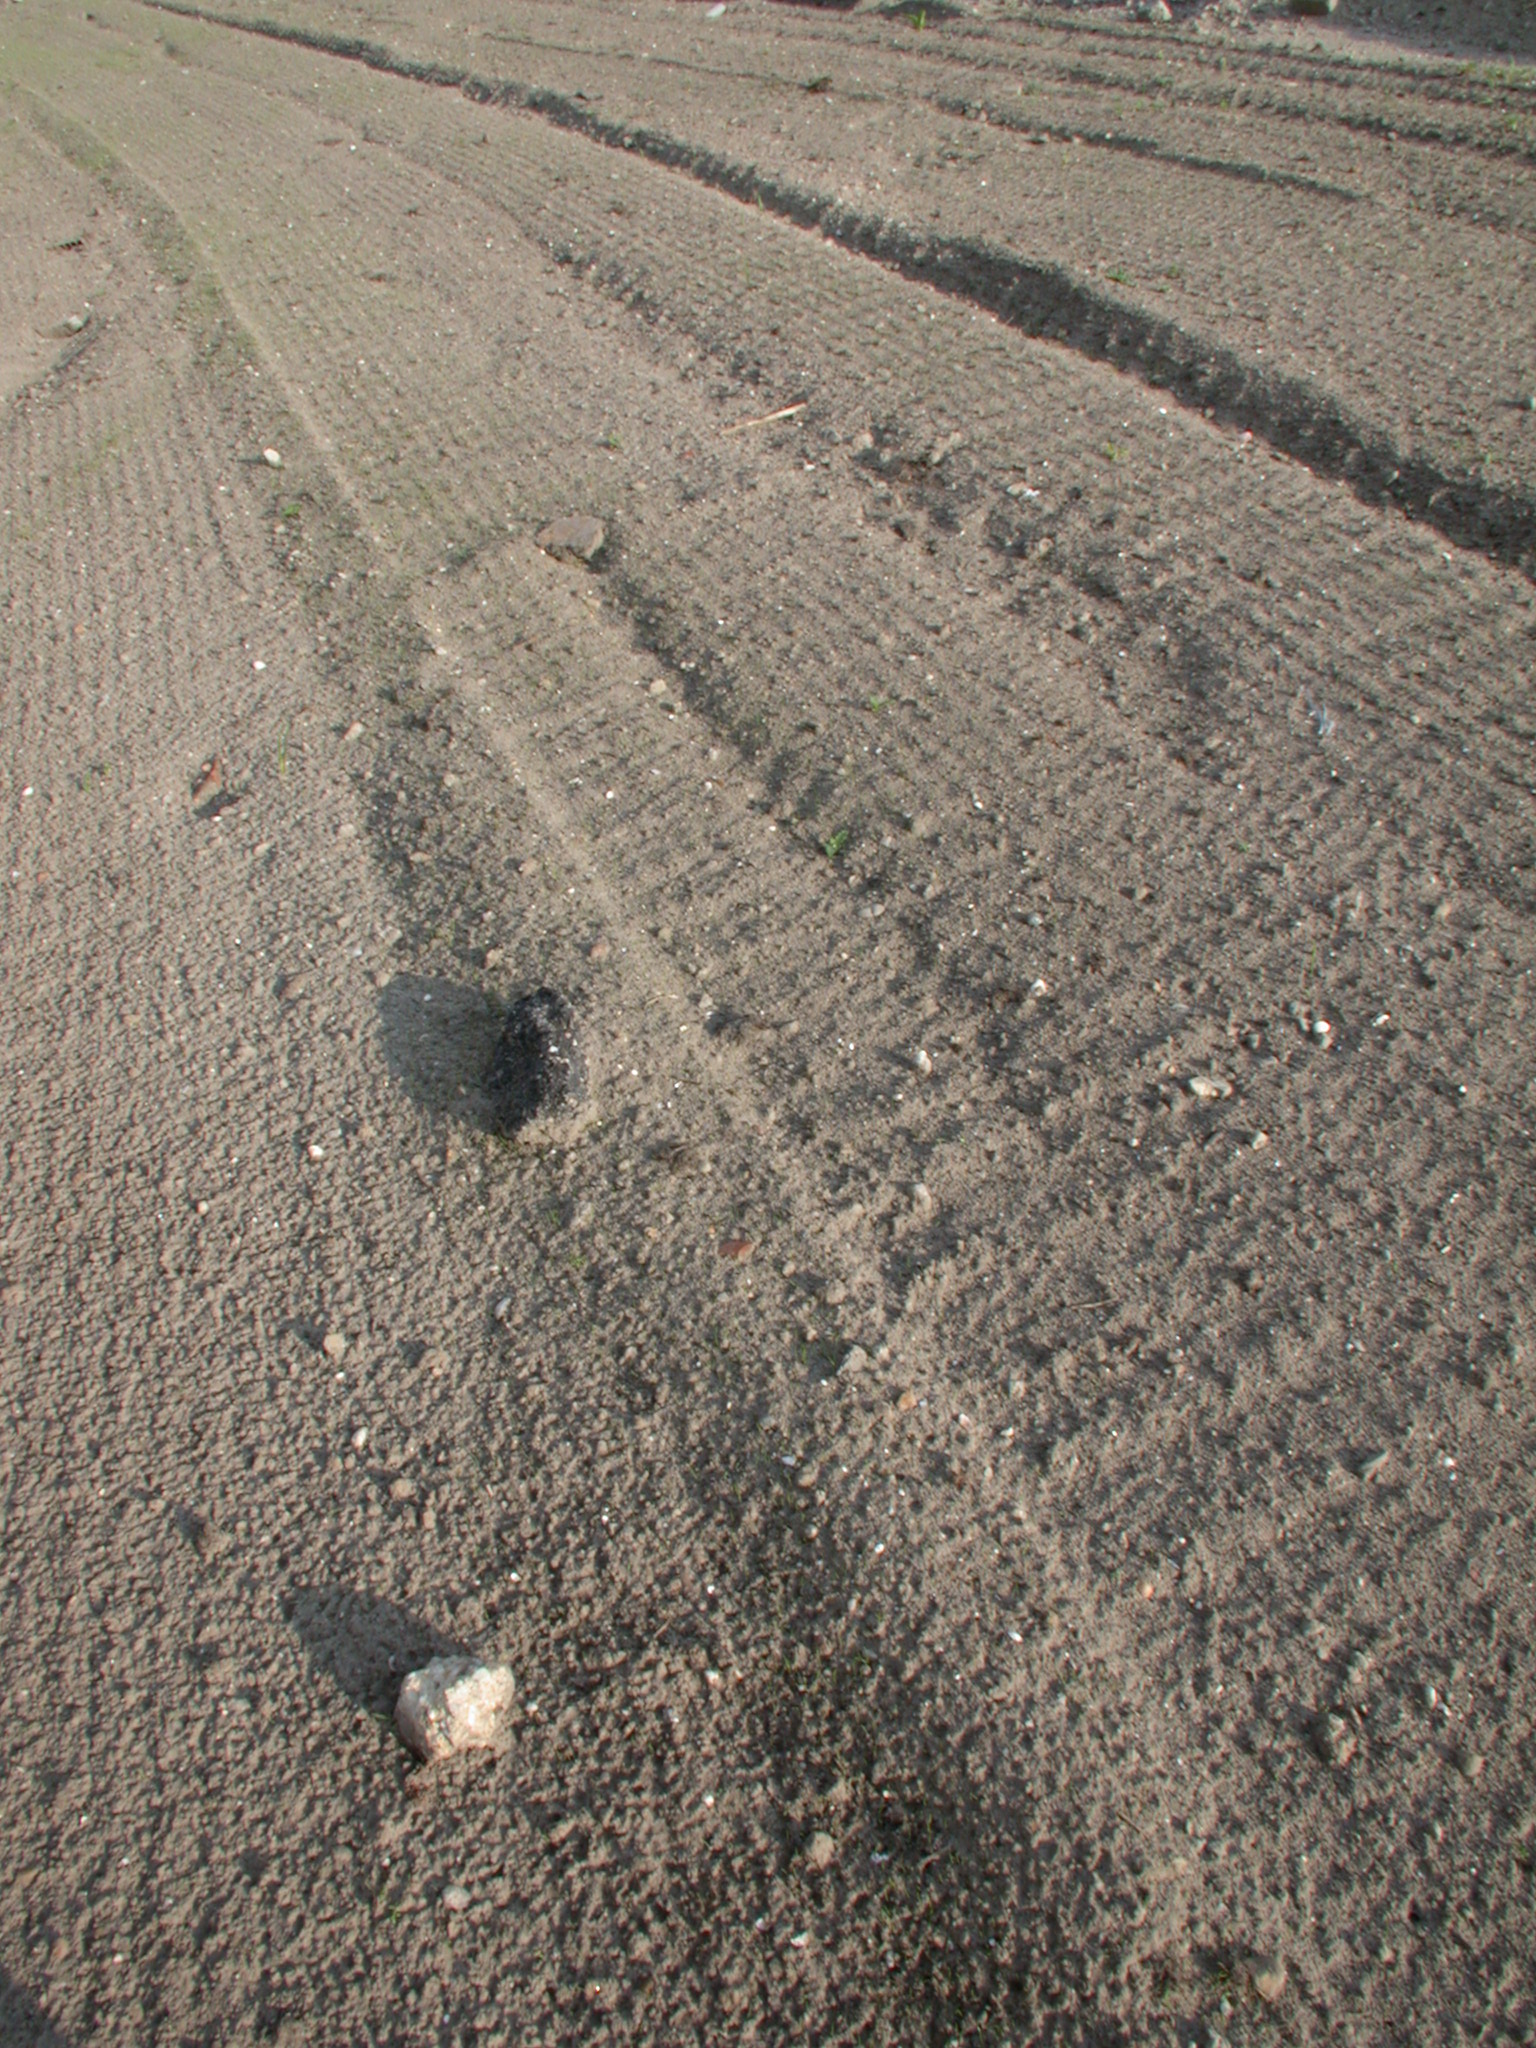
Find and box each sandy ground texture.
[1,0,1534,2043]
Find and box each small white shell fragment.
[262,447,283,468]
[1030,977,1049,998]
[396,1657,516,1762]
[350,1425,369,1452]
[1187,1073,1233,1101]
[1312,1017,1333,1041]
[914,1048,933,1076]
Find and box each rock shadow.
[283,1583,468,1716]
[376,971,504,1123]
[0,1967,71,2048]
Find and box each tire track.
[9,19,1536,2045]
[139,0,1536,574]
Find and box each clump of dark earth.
[485,988,586,1130]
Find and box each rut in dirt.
[144,0,1536,574]
[2,5,1534,2045]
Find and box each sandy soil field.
[2,0,1534,2042]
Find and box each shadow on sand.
[0,1967,71,2048]
[375,971,504,1124]
[283,1583,469,1716]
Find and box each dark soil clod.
[485,988,586,1131]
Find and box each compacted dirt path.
[2,3,1534,2044]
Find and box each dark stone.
[485,988,585,1131]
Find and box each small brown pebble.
[191,756,223,806]
[896,1389,919,1414]
[804,1831,835,1872]
[587,937,611,961]
[718,1237,754,1261]
[182,1509,231,1562]
[1314,1710,1357,1767]
[322,1330,348,1362]
[1252,1954,1287,2003]
[535,514,606,562]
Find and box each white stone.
[396,1657,515,1762]
[1187,1073,1234,1101]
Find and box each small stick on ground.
[721,400,808,435]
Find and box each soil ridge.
[142,0,1536,576]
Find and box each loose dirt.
[1,2,1533,2044]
